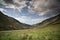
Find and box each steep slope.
[36,14,60,27]
[0,11,31,31]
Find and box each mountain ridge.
[35,13,60,27]
[0,11,60,30]
[0,11,32,31]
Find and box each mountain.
[0,10,60,31]
[35,14,60,27]
[0,11,32,31]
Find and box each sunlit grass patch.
[0,24,60,40]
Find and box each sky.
[0,0,60,25]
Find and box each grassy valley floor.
[0,24,60,40]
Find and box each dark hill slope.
[0,11,31,31]
[36,14,60,27]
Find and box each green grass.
[0,24,60,40]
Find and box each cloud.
[0,8,4,11]
[28,0,60,16]
[0,8,6,13]
[0,0,60,16]
[15,16,47,25]
[3,0,14,4]
[31,18,46,24]
[0,0,26,10]
[15,16,32,23]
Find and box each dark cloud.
[26,2,30,6]
[26,0,32,1]
[0,4,5,8]
[47,0,60,14]
[3,0,14,4]
[28,0,60,15]
[56,0,60,3]
[0,0,60,15]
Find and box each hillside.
[35,14,60,27]
[0,21,60,40]
[0,11,31,31]
[0,11,60,30]
[0,11,60,40]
